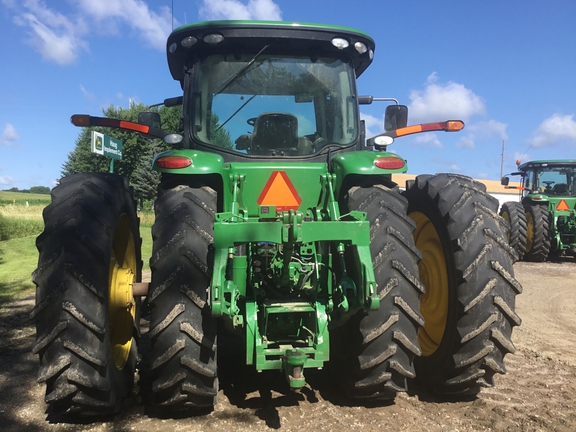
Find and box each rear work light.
[374,157,406,170]
[156,156,192,169]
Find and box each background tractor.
[501,159,576,261]
[32,20,521,418]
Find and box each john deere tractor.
[501,159,576,261]
[32,21,521,417]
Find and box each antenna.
[171,0,174,31]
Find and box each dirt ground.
[1,260,575,431]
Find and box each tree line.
[3,186,51,194]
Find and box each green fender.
[152,149,226,176]
[330,150,407,196]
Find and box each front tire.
[31,173,141,417]
[148,181,218,412]
[332,185,423,400]
[403,174,522,394]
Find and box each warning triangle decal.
[257,171,302,211]
[556,199,570,211]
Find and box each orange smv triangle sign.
[556,199,570,211]
[257,171,302,212]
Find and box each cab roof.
[518,159,576,171]
[166,20,375,82]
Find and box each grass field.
[0,195,154,304]
[0,190,51,206]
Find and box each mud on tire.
[403,174,522,395]
[31,173,141,417]
[331,184,423,399]
[148,181,218,411]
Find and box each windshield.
[190,53,358,156]
[524,166,576,196]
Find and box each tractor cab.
[165,20,375,160]
[517,160,576,197]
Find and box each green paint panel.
[225,162,328,216]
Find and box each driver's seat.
[250,113,299,153]
[552,183,569,195]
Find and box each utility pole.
[500,140,505,179]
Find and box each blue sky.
[1,0,576,190]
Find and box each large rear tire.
[403,174,521,394]
[31,173,141,417]
[148,181,218,412]
[332,184,423,399]
[499,201,527,261]
[523,203,551,262]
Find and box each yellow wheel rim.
[525,211,534,252]
[108,214,137,370]
[410,211,449,357]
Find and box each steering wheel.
[247,117,257,127]
[542,181,555,188]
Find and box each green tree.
[131,139,164,209]
[29,186,51,194]
[210,113,233,149]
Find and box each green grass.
[0,236,37,303]
[0,190,51,206]
[141,225,152,271]
[0,202,154,303]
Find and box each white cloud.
[199,0,282,21]
[456,120,508,150]
[528,113,576,148]
[408,72,485,123]
[79,84,95,100]
[360,112,383,137]
[9,0,172,65]
[468,120,508,141]
[0,176,15,185]
[413,132,445,149]
[1,123,19,146]
[14,0,87,65]
[76,0,172,51]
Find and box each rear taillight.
[156,156,192,169]
[374,157,405,170]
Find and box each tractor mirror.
[138,112,161,140]
[384,105,408,131]
[501,176,510,186]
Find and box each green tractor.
[31,21,521,417]
[501,159,576,261]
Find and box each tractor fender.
[330,150,406,197]
[153,149,226,177]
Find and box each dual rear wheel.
[32,173,521,416]
[500,200,551,262]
